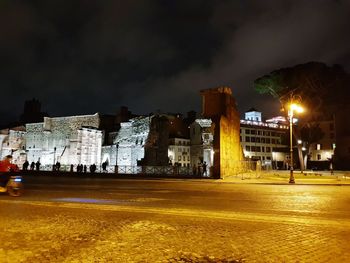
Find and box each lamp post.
[115,143,119,174]
[288,104,304,184]
[53,147,56,171]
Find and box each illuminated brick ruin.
[200,87,243,179]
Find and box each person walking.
[202,162,208,177]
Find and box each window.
[246,137,251,142]
[261,138,265,143]
[316,144,321,150]
[246,146,251,151]
[266,147,271,152]
[317,154,321,160]
[256,146,261,152]
[266,156,271,160]
[332,143,336,150]
[251,137,256,142]
[240,136,242,142]
[246,129,250,134]
[271,139,276,144]
[261,147,265,152]
[266,138,270,144]
[251,130,256,135]
[256,138,260,143]
[257,131,261,135]
[178,156,181,161]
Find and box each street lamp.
[53,147,56,171]
[288,103,304,184]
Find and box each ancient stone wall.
[25,114,102,165]
[114,117,151,166]
[200,87,242,178]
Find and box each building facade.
[0,126,26,166]
[168,138,191,167]
[25,113,103,166]
[240,110,289,168]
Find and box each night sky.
[1,0,350,126]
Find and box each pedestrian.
[90,164,96,173]
[329,159,334,175]
[198,162,203,176]
[22,160,29,171]
[70,164,74,172]
[102,161,107,172]
[202,162,208,177]
[83,165,87,173]
[55,161,61,171]
[35,160,40,171]
[30,161,35,170]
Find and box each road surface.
[1,176,349,262]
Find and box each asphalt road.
[1,176,350,262]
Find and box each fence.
[32,161,260,177]
[34,164,193,176]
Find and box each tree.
[254,62,350,170]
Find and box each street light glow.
[290,103,304,113]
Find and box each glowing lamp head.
[290,103,304,113]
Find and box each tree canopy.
[254,62,350,118]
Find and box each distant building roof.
[247,107,259,112]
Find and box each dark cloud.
[1,0,349,126]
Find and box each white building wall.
[168,138,191,167]
[114,117,151,166]
[25,113,101,166]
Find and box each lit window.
[246,146,251,151]
[317,144,321,150]
[332,143,336,150]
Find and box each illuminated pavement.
[1,176,350,262]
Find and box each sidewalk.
[219,170,350,185]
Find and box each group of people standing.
[193,161,208,177]
[73,163,97,173]
[22,160,41,171]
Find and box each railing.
[27,161,261,177]
[30,164,193,176]
[117,165,192,176]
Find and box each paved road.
[1,176,350,262]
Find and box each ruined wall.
[200,87,242,178]
[25,113,101,165]
[114,117,151,166]
[142,116,169,166]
